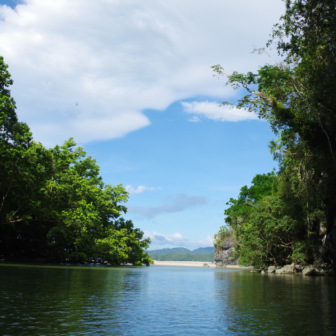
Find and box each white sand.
[152,261,249,269]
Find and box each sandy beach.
[152,261,249,269]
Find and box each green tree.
[213,0,336,263]
[0,56,152,265]
[224,172,278,228]
[223,173,310,267]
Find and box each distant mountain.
[147,247,215,259]
[149,253,214,262]
[148,247,191,255]
[190,247,215,255]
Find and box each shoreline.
[0,260,250,270]
[152,260,249,269]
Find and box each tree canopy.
[0,56,152,265]
[222,173,309,267]
[214,0,336,266]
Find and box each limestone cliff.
[214,236,239,266]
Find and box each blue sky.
[88,100,277,249]
[0,0,284,249]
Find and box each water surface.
[0,264,335,335]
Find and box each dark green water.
[0,264,335,335]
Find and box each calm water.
[0,264,335,335]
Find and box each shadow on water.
[214,271,336,335]
[0,264,144,335]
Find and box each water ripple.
[0,265,335,335]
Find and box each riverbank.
[152,260,249,269]
[0,260,249,269]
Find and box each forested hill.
[148,247,215,261]
[148,247,215,255]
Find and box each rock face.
[214,236,239,266]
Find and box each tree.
[0,56,152,265]
[224,172,278,228]
[213,0,336,263]
[223,173,310,267]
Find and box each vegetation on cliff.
[214,0,336,267]
[0,56,152,265]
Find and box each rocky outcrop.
[302,265,316,276]
[301,265,333,276]
[260,263,334,276]
[214,236,239,266]
[275,263,296,274]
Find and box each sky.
[0,0,285,250]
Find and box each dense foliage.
[221,173,310,267]
[0,56,152,265]
[214,0,336,267]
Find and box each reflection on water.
[214,271,336,335]
[0,265,335,335]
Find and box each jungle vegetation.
[214,0,336,267]
[0,56,152,265]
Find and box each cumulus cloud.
[182,101,259,122]
[0,0,283,145]
[128,193,207,219]
[144,231,213,249]
[125,185,161,195]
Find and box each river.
[0,264,335,335]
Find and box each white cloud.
[0,0,284,145]
[187,116,201,123]
[125,185,161,195]
[144,231,213,249]
[128,193,207,219]
[182,101,259,122]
